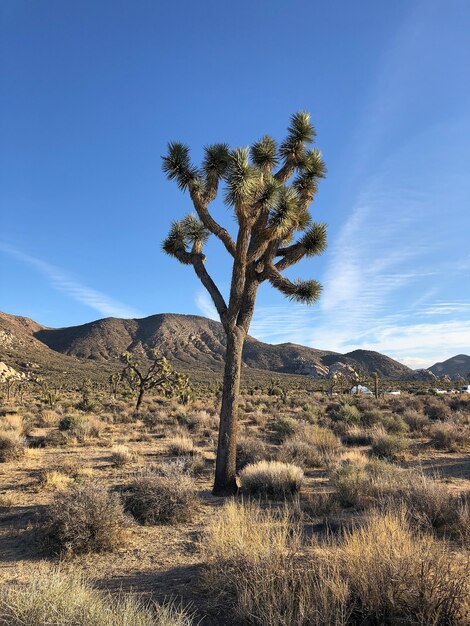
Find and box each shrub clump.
[269,416,298,443]
[240,460,303,498]
[429,422,469,451]
[41,483,129,556]
[280,425,341,468]
[0,569,194,626]
[125,465,197,525]
[110,445,135,467]
[58,414,91,440]
[370,433,408,460]
[0,430,25,462]
[167,433,194,456]
[331,403,361,425]
[236,436,269,471]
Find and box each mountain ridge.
[1,310,466,382]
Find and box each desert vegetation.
[0,377,468,624]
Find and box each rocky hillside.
[0,310,419,380]
[429,354,470,379]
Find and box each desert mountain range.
[0,311,468,383]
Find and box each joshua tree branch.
[191,253,228,321]
[191,194,236,256]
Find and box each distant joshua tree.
[162,112,327,495]
[120,348,190,412]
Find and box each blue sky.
[1,0,469,368]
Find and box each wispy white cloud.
[1,244,143,319]
[195,290,218,320]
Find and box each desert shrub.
[424,398,451,421]
[370,433,408,460]
[360,409,384,427]
[279,438,321,468]
[0,430,26,462]
[269,416,298,442]
[400,474,470,539]
[44,430,68,447]
[167,433,194,456]
[41,483,129,556]
[176,409,217,432]
[125,467,196,525]
[0,569,193,626]
[450,395,470,412]
[429,422,469,451]
[402,409,428,432]
[40,409,61,427]
[87,415,104,437]
[40,470,74,491]
[280,425,341,468]
[332,458,407,509]
[110,445,135,467]
[240,460,303,498]
[58,414,91,440]
[236,436,269,471]
[380,414,409,434]
[340,425,375,446]
[339,509,469,625]
[331,403,361,425]
[0,414,26,434]
[333,459,469,538]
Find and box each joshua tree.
[120,348,190,412]
[162,112,327,494]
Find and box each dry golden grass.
[240,460,304,498]
[40,470,75,491]
[338,508,469,624]
[0,569,194,626]
[0,429,25,462]
[202,501,469,625]
[40,409,61,427]
[167,434,194,456]
[109,444,136,467]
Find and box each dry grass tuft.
[280,424,341,468]
[202,501,469,626]
[167,434,194,456]
[429,422,469,451]
[0,430,26,462]
[240,460,304,498]
[110,445,136,467]
[0,569,194,626]
[339,508,469,624]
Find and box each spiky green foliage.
[162,215,209,262]
[161,142,201,191]
[224,148,260,208]
[268,187,299,235]
[299,148,326,177]
[300,223,327,256]
[203,143,231,178]
[256,173,280,209]
[162,220,189,263]
[250,135,278,170]
[290,279,322,304]
[279,111,315,161]
[180,213,210,246]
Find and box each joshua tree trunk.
[214,328,245,495]
[135,386,145,412]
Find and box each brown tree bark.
[213,327,245,495]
